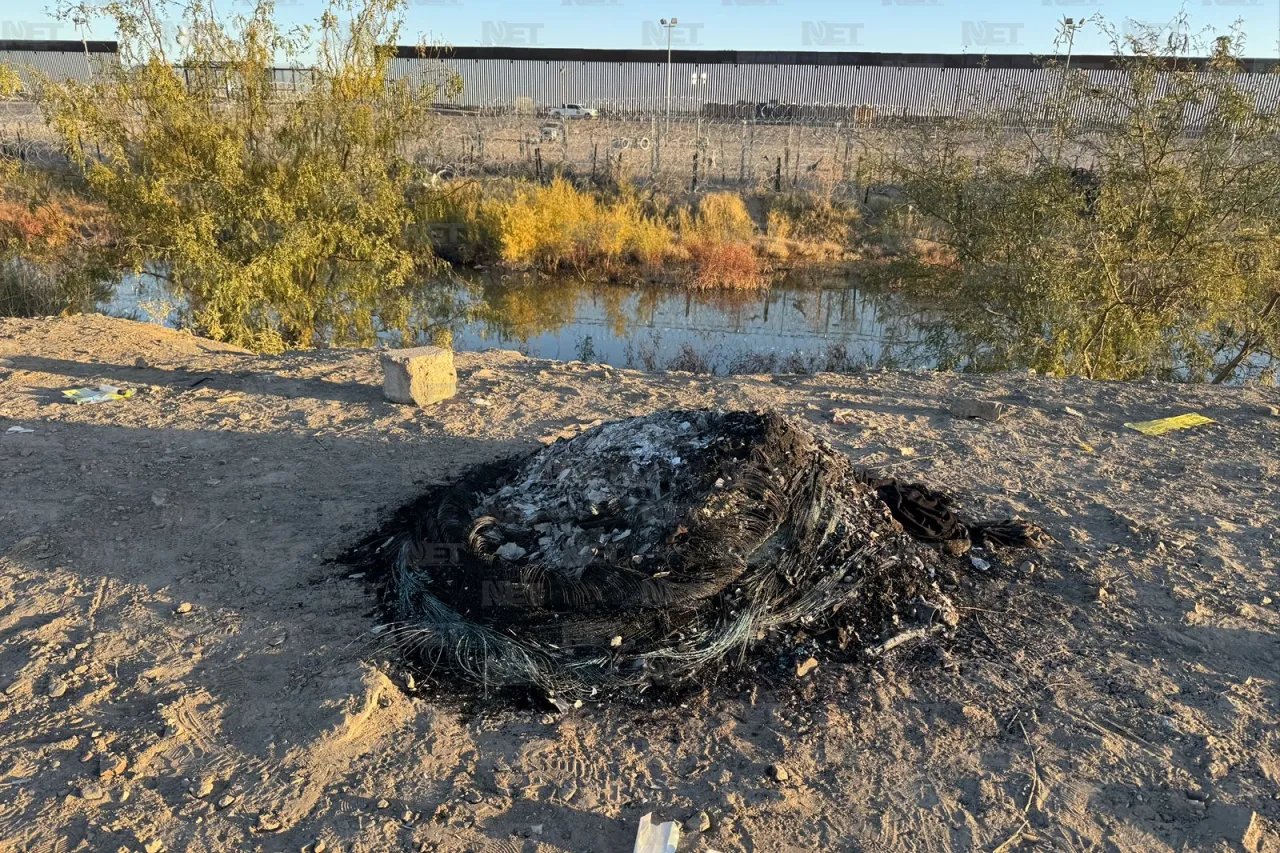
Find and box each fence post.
[775,156,782,192]
[691,150,699,193]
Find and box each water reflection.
[105,270,938,374]
[100,270,1273,383]
[453,275,934,373]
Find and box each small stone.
[684,811,712,833]
[1265,404,1279,418]
[1262,596,1273,606]
[462,788,483,805]
[99,754,127,779]
[150,490,170,507]
[193,777,214,798]
[1064,406,1086,418]
[795,657,819,678]
[79,781,106,801]
[969,556,991,572]
[1019,561,1036,573]
[402,809,414,822]
[143,839,163,853]
[376,798,390,809]
[313,841,327,853]
[768,764,790,782]
[610,636,623,647]
[949,398,1008,422]
[174,602,192,615]
[47,677,68,698]
[216,794,237,809]
[134,356,150,369]
[256,813,281,832]
[380,346,457,407]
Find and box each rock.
[767,764,790,782]
[143,839,163,853]
[795,657,819,678]
[462,788,483,805]
[1019,561,1036,574]
[134,356,150,369]
[1265,405,1279,418]
[376,798,390,809]
[949,398,1008,422]
[969,556,991,572]
[79,781,106,801]
[216,794,236,809]
[380,346,457,407]
[255,813,281,832]
[684,811,712,833]
[99,754,127,779]
[47,677,68,698]
[174,602,192,615]
[193,777,214,798]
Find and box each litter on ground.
[62,385,136,405]
[1123,413,1215,435]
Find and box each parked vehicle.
[547,103,599,119]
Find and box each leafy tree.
[881,21,1280,383]
[39,0,459,350]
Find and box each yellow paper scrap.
[62,385,136,405]
[1123,413,1215,436]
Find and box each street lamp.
[1053,17,1087,164]
[660,17,678,131]
[690,70,707,141]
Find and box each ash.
[351,409,1022,703]
[474,411,743,577]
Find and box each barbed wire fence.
[414,107,930,198]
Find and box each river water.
[104,271,945,374]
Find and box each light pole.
[661,17,678,132]
[691,70,706,142]
[1052,16,1086,163]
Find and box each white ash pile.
[353,409,1042,703]
[472,410,756,577]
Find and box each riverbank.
[2,314,1279,853]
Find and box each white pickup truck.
[547,103,599,119]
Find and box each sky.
[0,0,1276,57]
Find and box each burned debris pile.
[353,409,1043,702]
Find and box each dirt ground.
[2,314,1279,853]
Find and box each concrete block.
[948,398,1008,422]
[381,346,457,407]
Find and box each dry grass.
[685,238,765,290]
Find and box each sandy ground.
[1,314,1279,853]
